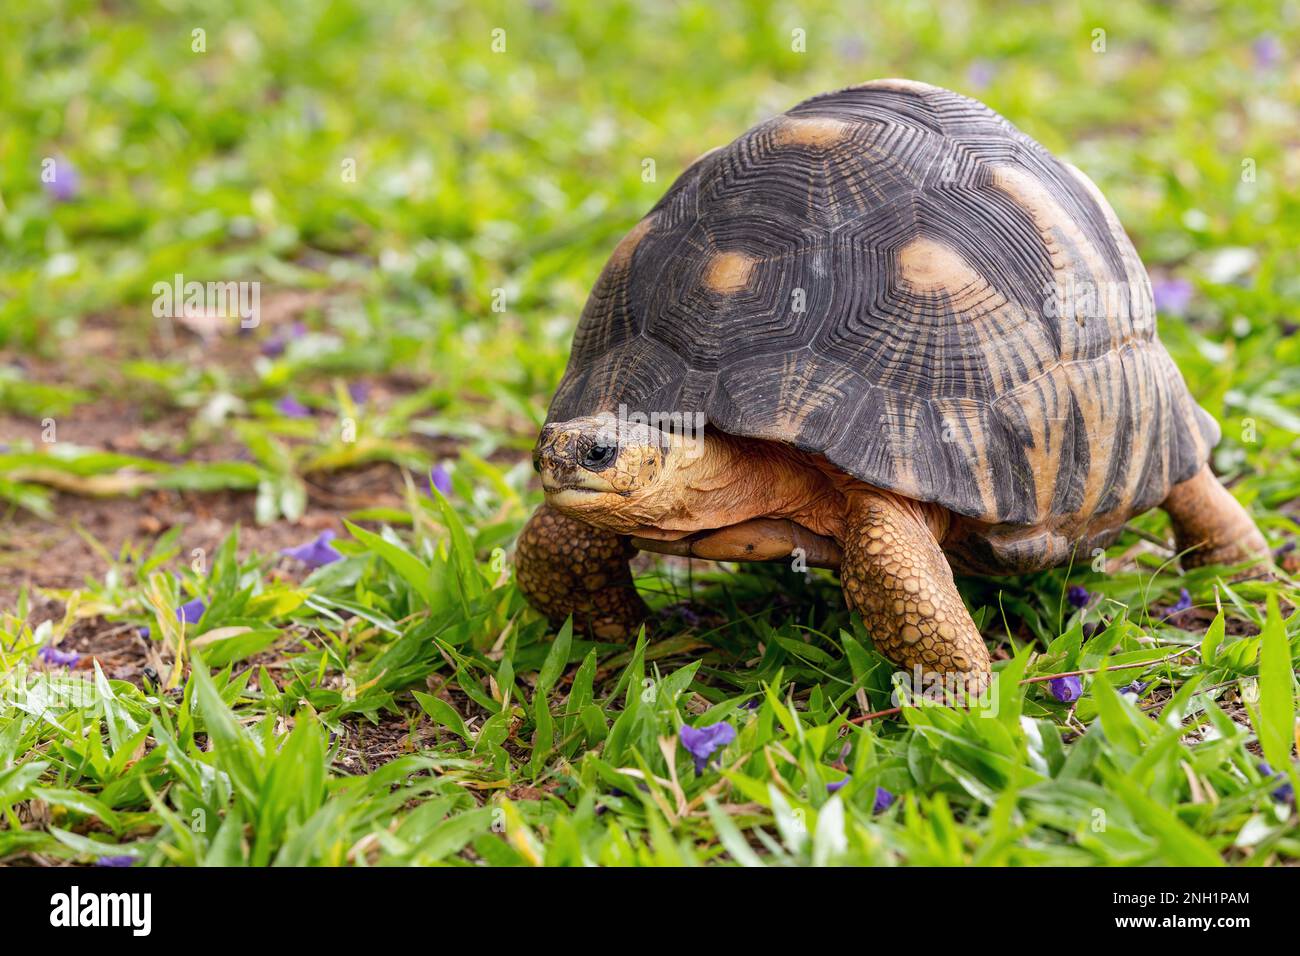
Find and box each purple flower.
[281,530,342,568]
[1047,674,1083,703]
[872,786,896,814]
[966,60,995,90]
[1169,588,1192,613]
[43,158,79,202]
[1066,585,1090,609]
[1120,679,1150,697]
[1151,277,1193,317]
[665,603,701,627]
[679,722,736,774]
[1258,762,1295,804]
[836,36,865,62]
[177,598,207,625]
[827,776,850,794]
[428,463,452,496]
[1253,35,1283,70]
[302,101,324,132]
[347,380,370,403]
[95,855,136,867]
[141,598,207,636]
[38,645,80,667]
[260,321,307,357]
[276,395,311,418]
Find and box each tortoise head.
[533,414,690,534]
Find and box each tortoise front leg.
[1161,464,1270,570]
[840,491,991,693]
[515,503,649,639]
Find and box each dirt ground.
[0,462,407,609]
[0,293,432,654]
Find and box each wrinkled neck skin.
[605,431,950,546]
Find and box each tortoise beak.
[534,424,620,497]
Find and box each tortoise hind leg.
[840,491,991,694]
[515,503,649,639]
[1161,464,1269,569]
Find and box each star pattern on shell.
[549,80,1218,575]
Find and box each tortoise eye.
[581,443,618,470]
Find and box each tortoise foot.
[515,503,649,639]
[840,490,991,691]
[1162,465,1270,571]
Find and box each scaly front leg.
[515,503,649,639]
[840,491,991,694]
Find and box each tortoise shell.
[547,80,1217,567]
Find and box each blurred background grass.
[2,1,1297,436]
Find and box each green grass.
[1,0,1298,866]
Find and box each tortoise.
[515,79,1269,690]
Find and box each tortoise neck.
[672,432,846,537]
[664,431,952,545]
